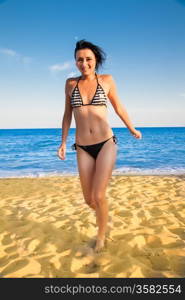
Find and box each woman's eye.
[77,58,92,62]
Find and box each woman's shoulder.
[66,76,80,85]
[65,76,80,93]
[97,74,114,86]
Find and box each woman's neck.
[81,72,96,81]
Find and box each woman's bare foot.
[94,238,105,253]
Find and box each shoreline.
[0,173,185,179]
[0,175,185,278]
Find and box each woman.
[58,40,142,252]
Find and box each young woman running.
[58,40,142,252]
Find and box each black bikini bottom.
[71,135,118,160]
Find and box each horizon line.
[0,126,185,130]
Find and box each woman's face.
[75,48,96,75]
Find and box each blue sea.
[0,127,185,178]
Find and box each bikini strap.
[71,143,77,150]
[71,77,81,96]
[113,135,118,144]
[95,73,106,92]
[95,72,99,85]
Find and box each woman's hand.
[57,143,66,160]
[130,128,142,139]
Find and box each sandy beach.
[0,175,185,278]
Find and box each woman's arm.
[107,75,142,139]
[58,79,73,160]
[60,79,73,145]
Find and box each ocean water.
[0,127,185,178]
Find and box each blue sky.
[0,0,185,129]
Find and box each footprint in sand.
[71,247,96,274]
[169,256,185,277]
[1,259,29,277]
[1,234,12,245]
[149,255,170,271]
[75,245,94,257]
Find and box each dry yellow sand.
[0,175,185,278]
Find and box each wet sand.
[0,175,185,278]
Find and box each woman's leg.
[92,138,117,251]
[76,146,96,209]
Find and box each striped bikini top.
[70,73,108,108]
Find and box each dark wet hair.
[74,39,106,71]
